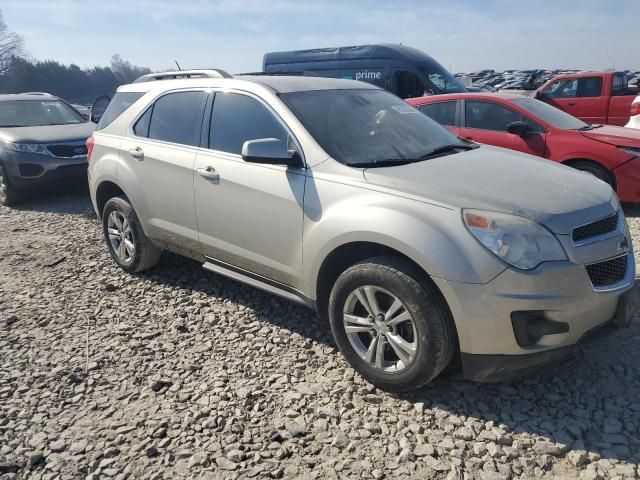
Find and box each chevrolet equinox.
[87,70,638,392]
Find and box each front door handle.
[197,166,220,182]
[567,102,577,106]
[463,136,474,140]
[128,147,144,160]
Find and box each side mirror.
[242,138,302,168]
[507,121,531,137]
[90,95,111,124]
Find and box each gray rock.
[216,457,238,471]
[69,439,88,455]
[332,432,349,450]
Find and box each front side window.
[465,101,522,132]
[395,71,428,99]
[0,100,87,128]
[513,98,587,130]
[418,101,456,126]
[147,91,206,146]
[97,92,144,130]
[280,88,464,166]
[612,73,628,96]
[209,92,288,155]
[543,79,578,98]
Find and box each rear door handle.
[128,147,144,160]
[463,136,474,140]
[197,166,220,182]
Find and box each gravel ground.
[1,187,640,480]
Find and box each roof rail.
[21,92,54,96]
[237,71,319,77]
[133,69,232,83]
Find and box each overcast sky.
[2,0,639,74]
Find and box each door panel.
[459,127,546,156]
[119,137,199,253]
[194,151,305,287]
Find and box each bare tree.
[0,10,25,75]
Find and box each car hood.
[363,145,615,235]
[0,122,95,144]
[580,125,640,148]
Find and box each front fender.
[302,190,506,298]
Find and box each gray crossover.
[87,70,638,391]
[0,93,95,205]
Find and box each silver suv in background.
[87,70,638,392]
[0,93,95,206]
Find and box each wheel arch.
[95,181,129,219]
[562,158,616,189]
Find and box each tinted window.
[0,100,87,128]
[280,89,463,166]
[395,71,428,99]
[576,77,603,97]
[612,73,631,96]
[419,101,456,126]
[148,91,205,146]
[210,93,287,154]
[97,92,143,130]
[513,98,588,130]
[133,107,152,137]
[465,101,522,131]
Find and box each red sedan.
[406,93,640,203]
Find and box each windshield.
[418,61,467,94]
[513,98,588,130]
[0,100,87,128]
[280,89,466,166]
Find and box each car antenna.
[175,60,182,71]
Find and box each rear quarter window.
[96,92,144,131]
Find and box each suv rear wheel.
[328,256,456,392]
[0,164,21,207]
[102,196,161,273]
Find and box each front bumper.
[433,250,636,381]
[3,149,87,189]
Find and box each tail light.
[631,102,640,117]
[86,136,94,162]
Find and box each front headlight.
[463,209,567,270]
[618,146,640,157]
[4,142,49,155]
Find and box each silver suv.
[88,70,638,392]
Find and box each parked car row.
[457,68,640,94]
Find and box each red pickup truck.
[535,71,638,126]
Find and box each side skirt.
[202,256,317,311]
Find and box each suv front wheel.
[0,164,21,207]
[328,256,456,392]
[102,196,161,273]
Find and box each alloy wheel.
[342,285,417,372]
[107,211,135,264]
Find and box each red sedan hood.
[580,125,640,148]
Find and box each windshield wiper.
[418,143,477,159]
[352,159,415,168]
[577,124,604,131]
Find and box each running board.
[202,258,316,310]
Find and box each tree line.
[0,10,150,104]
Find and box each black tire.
[102,196,161,273]
[568,160,613,187]
[328,255,456,392]
[0,164,22,207]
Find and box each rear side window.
[96,92,144,130]
[209,92,287,155]
[576,77,603,97]
[465,101,521,131]
[147,91,206,146]
[419,101,456,126]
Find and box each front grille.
[586,255,628,288]
[47,144,87,158]
[572,212,619,243]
